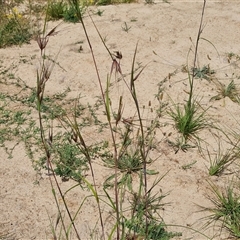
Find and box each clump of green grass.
[205,182,240,238]
[168,96,208,152]
[207,143,238,176]
[169,100,207,145]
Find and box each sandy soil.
[1,1,240,239]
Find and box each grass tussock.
[204,182,240,238]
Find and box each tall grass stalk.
[71,1,152,238]
[190,0,206,103]
[169,0,207,147]
[69,0,118,238]
[36,15,81,239]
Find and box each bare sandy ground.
[1,1,240,239]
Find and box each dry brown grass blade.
[37,22,62,54]
[111,59,122,78]
[46,22,63,37]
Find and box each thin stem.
[37,40,81,239]
[189,0,207,104]
[70,1,119,238]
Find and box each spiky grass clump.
[169,100,207,142]
[208,146,238,176]
[206,182,240,238]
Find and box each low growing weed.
[211,79,240,104]
[124,177,181,240]
[53,141,89,182]
[192,64,215,81]
[103,146,157,190]
[0,6,32,48]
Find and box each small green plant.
[46,1,85,23]
[103,148,156,190]
[205,182,240,238]
[103,107,158,190]
[211,79,240,103]
[95,9,104,16]
[124,178,181,240]
[169,100,207,142]
[0,7,32,48]
[53,142,89,182]
[145,0,154,4]
[226,52,240,63]
[167,136,196,154]
[168,0,209,153]
[47,0,68,20]
[192,64,215,81]
[62,4,84,23]
[122,22,131,33]
[207,144,238,176]
[125,216,176,240]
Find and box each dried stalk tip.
[36,23,62,54]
